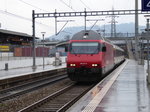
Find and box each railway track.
[18,83,95,112]
[0,68,66,90]
[0,73,67,102]
[0,61,127,112]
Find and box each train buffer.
[66,59,150,112]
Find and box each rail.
[0,74,67,102]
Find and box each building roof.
[0,29,32,38]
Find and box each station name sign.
[142,0,150,11]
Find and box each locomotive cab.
[66,30,124,82]
[66,30,106,81]
[67,41,104,81]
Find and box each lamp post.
[147,18,150,84]
[135,0,139,61]
[41,32,46,69]
[32,10,36,70]
[144,15,150,84]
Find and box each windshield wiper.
[91,48,99,55]
[71,49,77,55]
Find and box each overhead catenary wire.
[79,0,91,11]
[0,9,51,28]
[3,0,94,33]
[18,0,79,34]
[79,0,93,27]
[59,0,94,28]
[59,0,76,12]
[69,0,72,8]
[18,0,49,12]
[1,0,53,29]
[59,0,82,27]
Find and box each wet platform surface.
[67,60,150,112]
[0,63,66,80]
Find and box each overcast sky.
[0,0,146,38]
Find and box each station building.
[0,29,33,52]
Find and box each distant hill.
[47,23,145,41]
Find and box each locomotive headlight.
[92,64,98,67]
[70,64,76,66]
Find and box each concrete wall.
[0,56,66,70]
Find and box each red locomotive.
[66,30,125,82]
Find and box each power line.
[0,9,51,28]
[18,0,79,26]
[78,0,92,26]
[0,9,31,21]
[79,0,91,11]
[18,0,49,12]
[69,0,71,7]
[59,0,76,12]
[59,0,91,26]
[59,0,82,26]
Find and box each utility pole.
[145,15,150,84]
[32,10,36,69]
[55,9,57,35]
[109,7,118,38]
[110,16,117,37]
[135,0,139,61]
[41,32,46,69]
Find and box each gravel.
[0,79,73,112]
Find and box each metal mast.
[109,7,118,37]
[135,0,139,60]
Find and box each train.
[66,30,125,82]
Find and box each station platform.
[67,59,150,112]
[0,63,66,80]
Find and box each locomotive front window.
[70,42,100,54]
